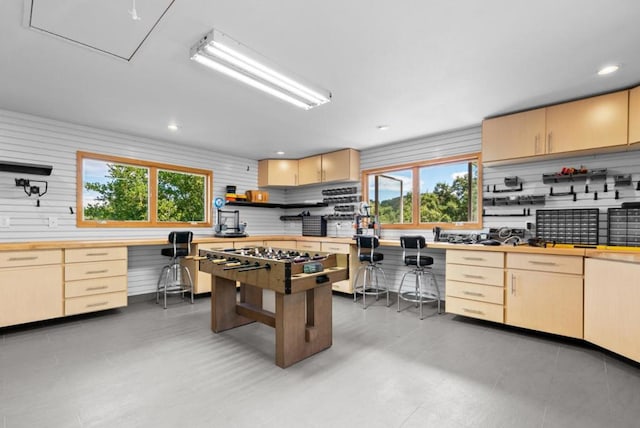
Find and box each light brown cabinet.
[482,108,546,162]
[262,149,359,186]
[545,90,628,154]
[64,247,128,316]
[505,253,583,339]
[629,86,640,145]
[482,90,629,164]
[321,149,360,183]
[584,258,640,363]
[298,155,322,185]
[0,250,63,327]
[445,249,505,323]
[257,159,298,186]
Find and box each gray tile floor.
[1,294,639,428]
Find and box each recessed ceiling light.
[276,151,285,155]
[377,125,390,131]
[167,124,179,131]
[597,65,619,75]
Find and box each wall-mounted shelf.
[542,168,607,184]
[226,201,328,209]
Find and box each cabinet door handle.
[295,174,298,185]
[463,291,484,297]
[462,308,483,315]
[86,301,109,308]
[462,257,484,261]
[534,134,539,154]
[511,273,516,295]
[85,252,108,257]
[463,274,484,279]
[528,261,556,266]
[547,132,552,153]
[86,269,108,275]
[8,256,38,261]
[86,286,109,291]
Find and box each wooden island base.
[210,276,332,368]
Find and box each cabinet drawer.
[65,247,127,263]
[446,264,504,286]
[264,240,297,249]
[447,250,503,268]
[0,249,62,267]
[321,242,350,254]
[507,253,583,274]
[65,291,127,316]
[446,296,504,323]
[297,241,322,252]
[65,276,127,298]
[65,260,127,281]
[198,243,230,251]
[446,280,504,304]
[234,241,263,249]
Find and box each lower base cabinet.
[505,253,583,339]
[0,264,63,327]
[585,258,640,362]
[505,270,583,338]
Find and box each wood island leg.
[210,276,254,332]
[275,283,332,368]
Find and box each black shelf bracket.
[486,182,523,193]
[482,208,531,217]
[549,185,577,201]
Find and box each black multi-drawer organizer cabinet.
[607,208,640,247]
[302,215,327,237]
[536,208,600,245]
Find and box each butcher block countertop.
[1,236,640,261]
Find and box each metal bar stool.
[156,231,194,309]
[397,235,441,319]
[353,235,390,309]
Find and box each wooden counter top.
[1,235,639,259]
[0,235,355,251]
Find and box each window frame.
[362,152,483,230]
[77,151,213,228]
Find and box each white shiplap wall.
[0,108,287,295]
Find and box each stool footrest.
[399,291,438,303]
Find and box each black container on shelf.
[607,207,640,247]
[535,208,600,245]
[302,215,327,237]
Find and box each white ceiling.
[1,0,639,160]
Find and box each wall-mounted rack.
[227,201,328,209]
[482,208,531,217]
[486,176,523,193]
[542,168,607,184]
[321,186,358,196]
[323,195,360,204]
[483,194,545,206]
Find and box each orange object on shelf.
[245,190,269,202]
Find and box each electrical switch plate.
[0,216,9,228]
[48,217,58,228]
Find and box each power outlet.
[0,216,9,228]
[48,217,58,228]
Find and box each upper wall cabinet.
[322,149,360,183]
[482,90,629,164]
[630,86,640,145]
[260,149,360,187]
[298,155,322,185]
[545,90,628,154]
[482,108,546,162]
[257,159,299,186]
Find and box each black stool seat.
[360,253,384,263]
[404,255,433,266]
[161,247,189,258]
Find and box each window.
[77,152,212,227]
[364,154,481,229]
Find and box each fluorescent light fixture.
[167,123,179,131]
[276,151,285,155]
[377,125,390,131]
[190,29,331,110]
[597,64,619,75]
